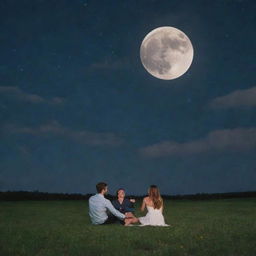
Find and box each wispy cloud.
[209,87,256,109]
[17,145,31,157]
[139,128,256,158]
[0,86,64,105]
[4,121,124,147]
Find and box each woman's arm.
[140,197,146,212]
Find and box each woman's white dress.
[138,205,169,226]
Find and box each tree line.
[0,190,255,201]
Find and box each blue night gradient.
[0,0,256,195]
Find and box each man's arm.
[105,199,125,220]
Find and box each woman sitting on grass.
[125,185,169,226]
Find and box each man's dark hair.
[116,188,125,196]
[96,182,107,193]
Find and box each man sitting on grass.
[89,182,129,225]
[112,188,136,221]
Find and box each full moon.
[140,26,194,80]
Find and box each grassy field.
[0,198,255,256]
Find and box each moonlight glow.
[140,26,194,80]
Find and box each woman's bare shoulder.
[144,197,154,205]
[143,196,149,202]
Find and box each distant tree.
[0,190,255,201]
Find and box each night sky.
[1,0,256,195]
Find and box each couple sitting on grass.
[89,182,168,226]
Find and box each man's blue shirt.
[89,194,125,224]
[112,198,135,214]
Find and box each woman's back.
[144,196,162,208]
[139,201,167,226]
[137,185,169,226]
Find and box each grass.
[0,198,255,256]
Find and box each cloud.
[4,121,124,147]
[209,87,256,109]
[139,128,256,158]
[17,145,31,157]
[0,86,64,105]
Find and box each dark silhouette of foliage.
[0,190,255,201]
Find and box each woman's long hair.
[148,185,163,209]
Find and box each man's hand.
[130,199,136,203]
